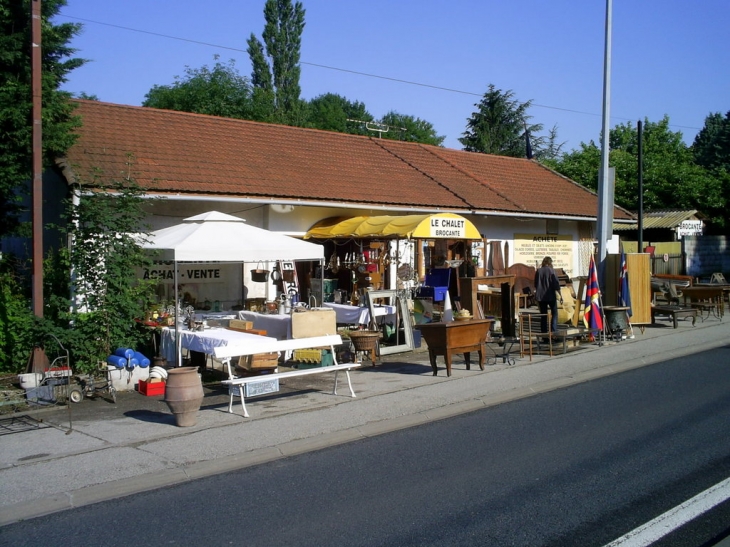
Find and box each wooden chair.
[518,312,553,361]
[665,282,683,305]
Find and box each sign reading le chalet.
[429,216,466,238]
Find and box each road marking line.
[604,477,730,547]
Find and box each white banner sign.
[677,220,703,237]
[513,234,574,274]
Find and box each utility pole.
[27,0,50,375]
[596,0,613,288]
[32,0,44,318]
[637,120,644,253]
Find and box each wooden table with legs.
[416,319,493,377]
[681,286,724,321]
[651,305,697,328]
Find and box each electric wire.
[56,13,703,133]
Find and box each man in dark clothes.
[534,256,562,335]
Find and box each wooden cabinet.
[459,275,516,336]
[416,319,494,377]
[604,253,651,325]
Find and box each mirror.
[365,290,414,355]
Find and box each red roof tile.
[63,100,632,221]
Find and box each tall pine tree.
[459,84,542,158]
[246,0,306,125]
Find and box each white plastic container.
[18,373,43,390]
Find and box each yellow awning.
[305,213,482,240]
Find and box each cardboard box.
[237,352,279,371]
[228,319,254,331]
[291,308,336,338]
[139,379,166,396]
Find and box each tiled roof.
[63,100,633,221]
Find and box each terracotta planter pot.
[164,366,204,427]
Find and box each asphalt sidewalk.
[2,316,729,526]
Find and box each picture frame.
[365,290,414,355]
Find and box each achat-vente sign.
[139,264,228,284]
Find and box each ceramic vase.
[164,366,204,427]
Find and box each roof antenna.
[347,118,390,138]
[347,118,408,139]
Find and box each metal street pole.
[31,0,44,318]
[637,120,644,253]
[596,0,613,288]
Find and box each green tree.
[692,111,730,172]
[246,0,306,125]
[378,111,445,146]
[306,93,374,135]
[143,58,260,119]
[0,256,36,373]
[60,159,156,372]
[459,84,543,157]
[0,0,85,236]
[537,125,566,161]
[549,117,728,230]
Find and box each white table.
[238,311,292,340]
[160,327,276,366]
[323,302,396,325]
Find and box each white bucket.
[18,373,43,389]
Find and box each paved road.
[3,346,729,546]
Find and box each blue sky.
[55,0,729,153]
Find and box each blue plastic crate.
[418,268,451,302]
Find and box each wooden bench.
[214,335,360,417]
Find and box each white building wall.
[143,200,599,302]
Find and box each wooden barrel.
[164,367,204,427]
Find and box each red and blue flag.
[618,251,633,317]
[583,254,604,331]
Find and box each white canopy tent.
[144,211,325,263]
[142,211,325,365]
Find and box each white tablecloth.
[323,302,396,325]
[238,311,292,340]
[160,327,276,365]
